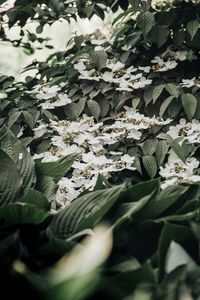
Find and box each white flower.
[74,61,87,72]
[138,66,151,73]
[167,118,200,144]
[181,77,200,88]
[159,150,200,188]
[33,122,50,138]
[35,85,61,100]
[106,61,125,72]
[79,69,101,81]
[151,56,178,72]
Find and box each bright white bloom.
[167,118,200,144]
[160,150,200,188]
[151,56,178,72]
[138,66,151,73]
[181,77,200,88]
[117,74,152,91]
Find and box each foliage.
[0,0,200,299]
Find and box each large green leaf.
[18,188,50,211]
[120,178,160,203]
[0,125,36,191]
[112,193,152,230]
[0,203,49,227]
[0,149,22,206]
[36,154,76,183]
[133,185,189,221]
[158,222,192,278]
[36,175,57,201]
[48,185,124,239]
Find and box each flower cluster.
[74,59,152,91]
[33,107,172,209]
[167,118,200,144]
[151,47,196,72]
[29,84,71,109]
[160,150,200,189]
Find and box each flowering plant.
[0,0,200,299]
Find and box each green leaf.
[135,185,188,221]
[112,193,152,229]
[36,154,76,183]
[0,125,36,191]
[155,140,169,166]
[0,203,49,227]
[181,93,197,120]
[36,176,57,202]
[153,85,164,103]
[89,50,107,69]
[186,20,199,40]
[87,99,100,121]
[137,11,155,35]
[65,99,86,120]
[142,139,157,156]
[18,189,50,211]
[48,185,124,239]
[7,111,21,128]
[158,223,193,277]
[170,140,186,162]
[165,84,179,97]
[159,96,174,118]
[120,178,160,203]
[129,0,140,12]
[0,149,22,206]
[151,25,170,48]
[143,155,157,179]
[23,111,35,129]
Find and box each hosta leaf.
[137,11,155,35]
[112,193,152,229]
[165,241,199,274]
[186,20,199,40]
[135,185,188,222]
[0,125,36,191]
[0,203,49,227]
[36,154,76,183]
[158,223,192,277]
[7,111,21,128]
[120,178,160,203]
[36,176,57,202]
[48,185,124,239]
[87,99,100,121]
[159,96,174,118]
[89,50,107,69]
[181,93,197,120]
[143,155,157,179]
[155,140,169,166]
[19,189,50,211]
[0,149,22,206]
